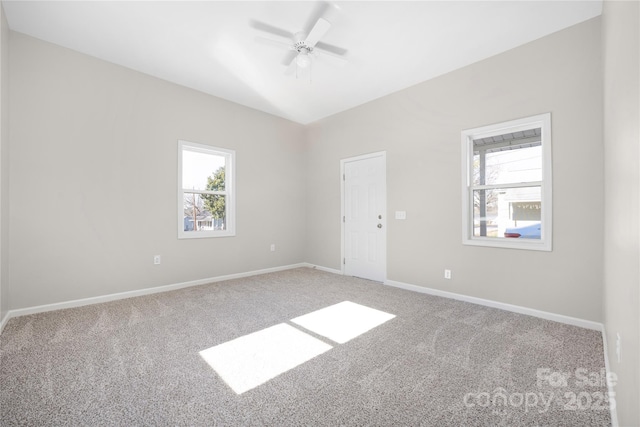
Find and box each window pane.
[183,193,226,232]
[473,134,542,186]
[182,150,226,191]
[473,186,541,239]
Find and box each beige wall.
[0,5,9,323]
[602,1,640,425]
[8,32,307,309]
[306,18,604,322]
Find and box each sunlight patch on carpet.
[291,301,395,344]
[199,323,332,394]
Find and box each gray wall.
[0,5,9,323]
[602,1,640,425]
[306,18,604,322]
[9,33,307,309]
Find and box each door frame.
[340,151,387,281]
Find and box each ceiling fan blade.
[314,48,348,66]
[250,20,294,40]
[304,1,331,36]
[306,17,331,48]
[255,36,293,50]
[315,41,347,57]
[281,50,298,67]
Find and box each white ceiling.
[3,1,602,124]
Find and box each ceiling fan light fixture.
[296,51,311,68]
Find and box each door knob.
[377,224,382,228]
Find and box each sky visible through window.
[182,150,225,191]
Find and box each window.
[461,113,552,251]
[178,140,235,238]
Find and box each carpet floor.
[0,267,611,426]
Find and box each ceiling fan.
[250,2,348,77]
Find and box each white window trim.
[178,140,236,239]
[461,113,552,251]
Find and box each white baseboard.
[384,279,604,331]
[304,263,343,275]
[0,311,9,334]
[1,263,309,328]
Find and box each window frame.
[178,140,236,239]
[461,113,552,251]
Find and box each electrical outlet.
[154,255,161,265]
[444,269,452,279]
[616,333,621,363]
[270,244,276,252]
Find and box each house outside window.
[178,140,235,239]
[461,113,552,251]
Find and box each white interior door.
[342,153,386,282]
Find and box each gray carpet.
[0,267,611,426]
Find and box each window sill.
[463,237,552,251]
[179,231,236,239]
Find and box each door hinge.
[343,173,345,181]
[343,216,345,223]
[343,258,346,265]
